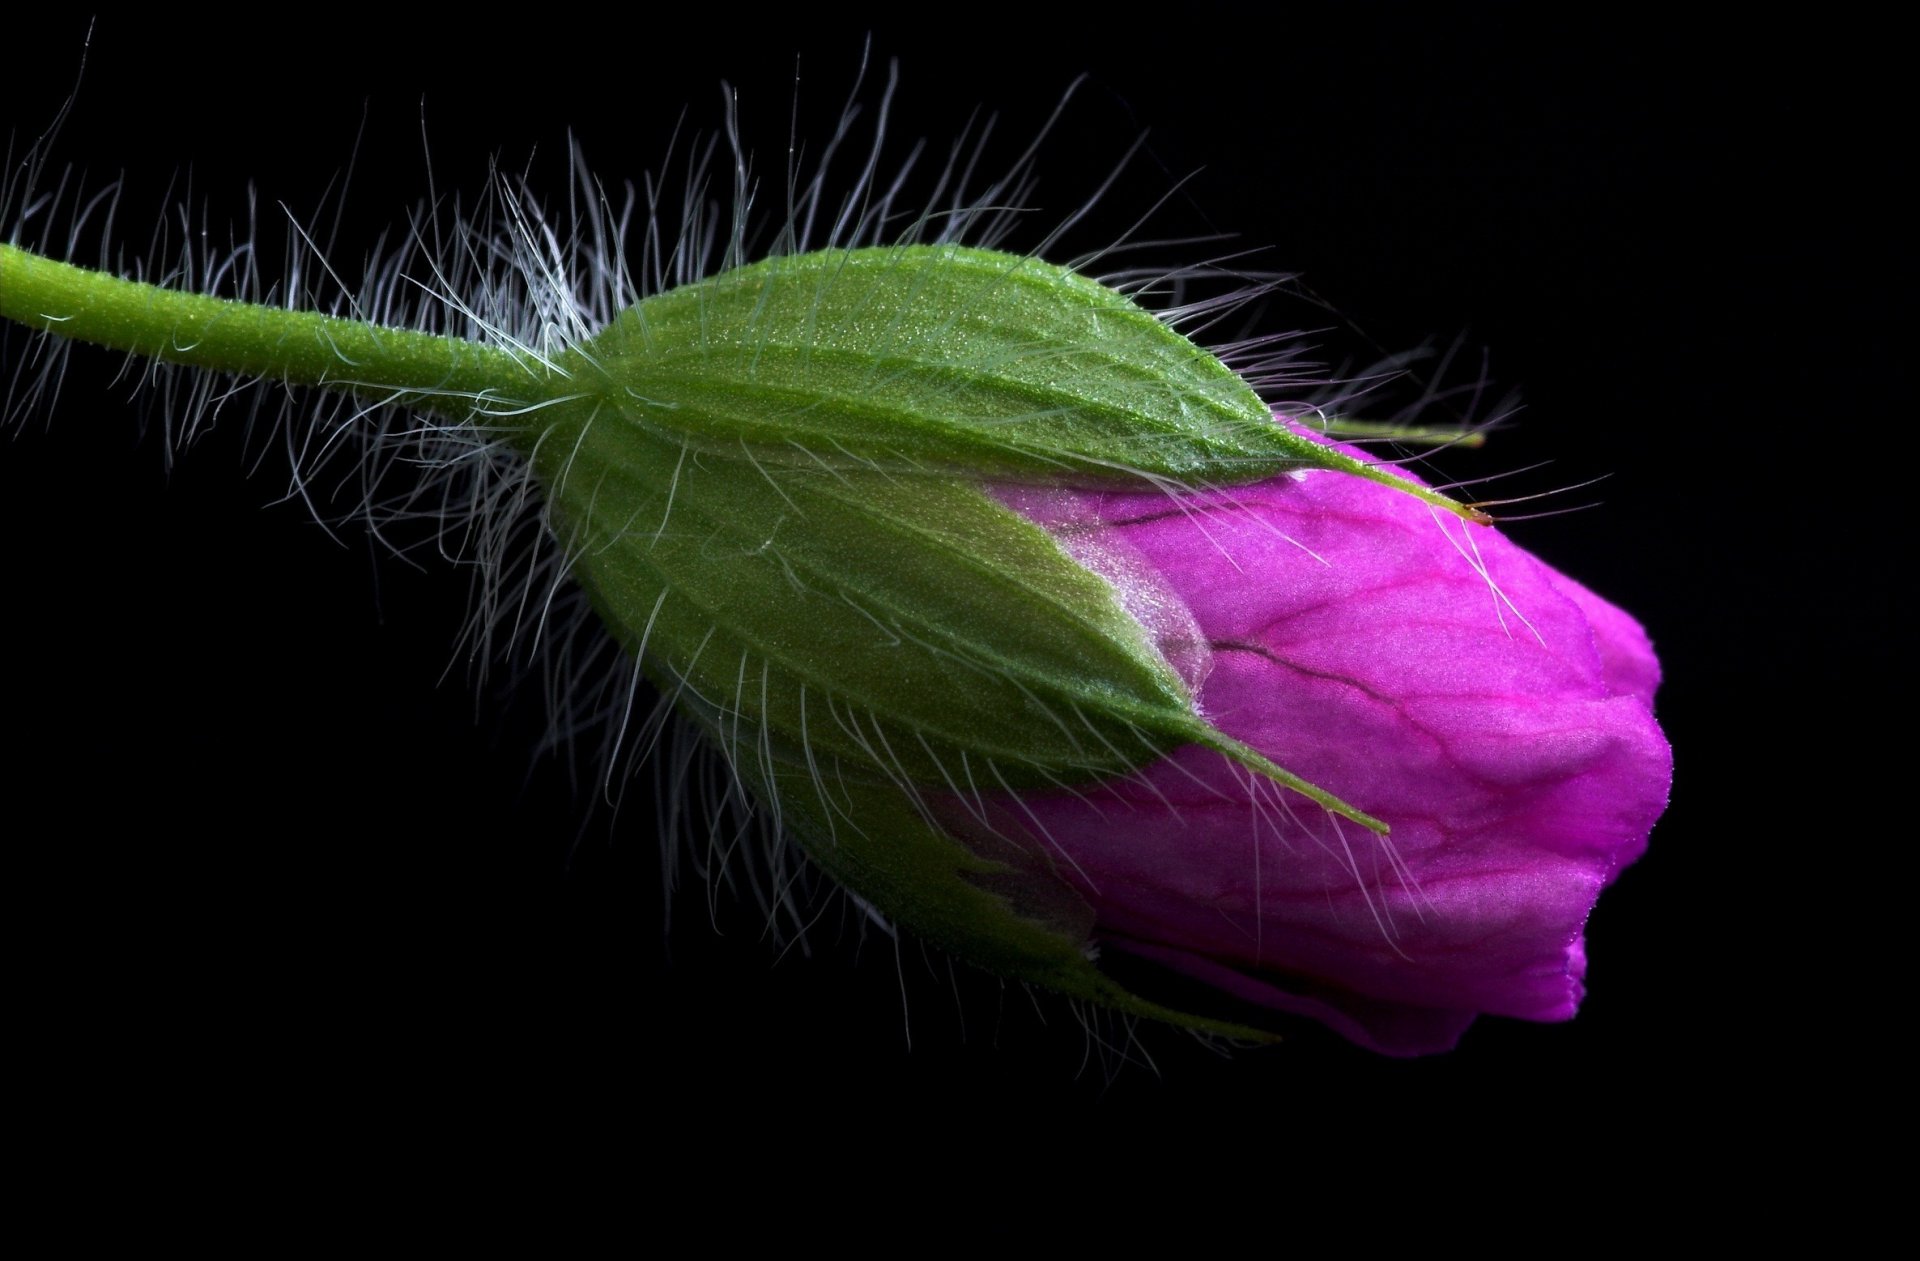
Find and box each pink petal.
[987,434,1672,1054]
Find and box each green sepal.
[741,752,1280,1043]
[531,399,1217,790]
[577,245,1485,520]
[527,386,1387,831]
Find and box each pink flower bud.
[988,425,1672,1055]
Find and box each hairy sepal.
[530,385,1390,844]
[741,752,1279,1043]
[583,243,1424,491]
[528,241,1398,832]
[528,399,1211,790]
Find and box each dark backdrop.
[2,11,1894,1166]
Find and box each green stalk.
[0,243,534,420]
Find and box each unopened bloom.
[453,245,1671,1052]
[1,219,1670,1054]
[989,430,1672,1053]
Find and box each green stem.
[0,242,534,420]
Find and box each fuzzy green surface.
[525,397,1211,789]
[0,244,523,409]
[584,244,1483,520]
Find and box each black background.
[2,11,1895,1165]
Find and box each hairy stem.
[0,243,535,420]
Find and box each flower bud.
[524,246,1476,815]
[525,244,1671,1052]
